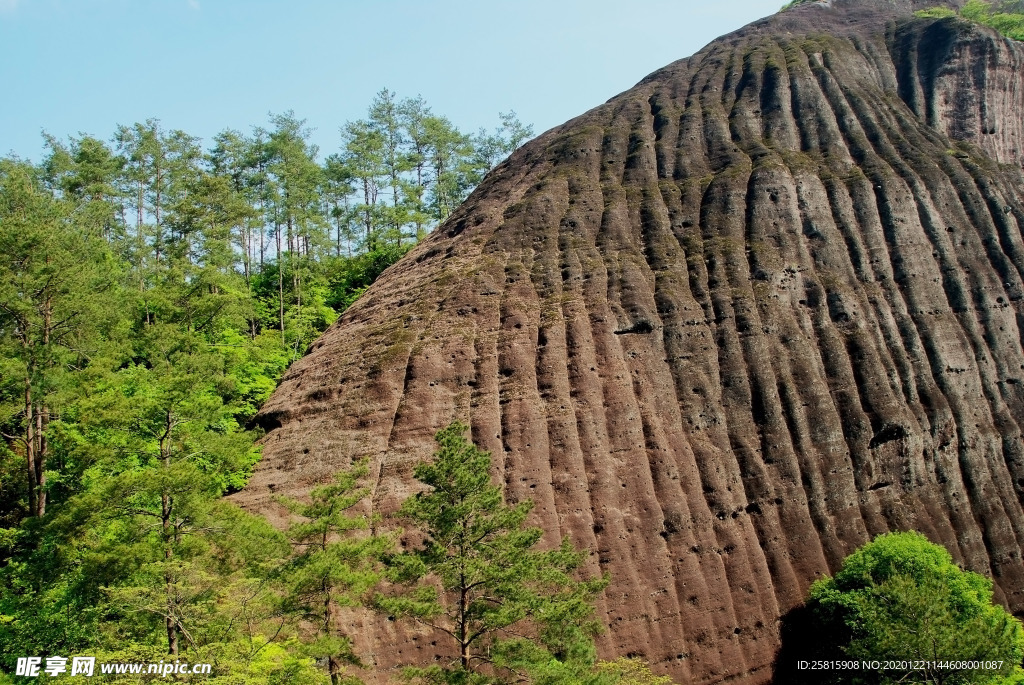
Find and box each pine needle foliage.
[377,423,610,685]
[278,459,390,685]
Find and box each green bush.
[916,1,1024,41]
[806,531,1024,685]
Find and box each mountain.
[233,0,1024,681]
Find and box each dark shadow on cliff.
[772,605,818,685]
[772,604,881,685]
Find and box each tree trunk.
[276,223,285,344]
[326,591,342,685]
[137,181,145,292]
[416,162,425,240]
[335,200,341,257]
[34,403,46,518]
[165,548,178,656]
[23,374,36,516]
[35,292,51,517]
[460,568,470,671]
[259,199,265,270]
[154,164,162,270]
[288,216,298,293]
[295,265,302,353]
[362,178,373,249]
[241,221,251,286]
[160,413,178,656]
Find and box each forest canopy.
[0,92,531,682]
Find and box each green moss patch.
[916,0,1024,40]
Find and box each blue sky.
[1,0,783,161]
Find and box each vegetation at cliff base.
[0,94,531,683]
[0,91,682,684]
[376,422,610,685]
[803,531,1024,685]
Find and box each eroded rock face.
[234,1,1024,682]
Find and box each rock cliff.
[235,0,1024,681]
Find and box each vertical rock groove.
[236,1,1024,682]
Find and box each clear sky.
[1,0,783,161]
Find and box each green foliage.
[962,0,1024,39]
[377,423,609,685]
[915,6,958,18]
[277,460,391,685]
[916,1,1024,40]
[0,158,121,518]
[323,245,412,312]
[0,98,532,682]
[779,0,819,11]
[0,497,297,680]
[596,658,678,685]
[806,531,1024,685]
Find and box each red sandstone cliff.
[234,1,1024,681]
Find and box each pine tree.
[322,153,358,257]
[471,112,533,178]
[422,115,473,224]
[41,132,124,240]
[368,89,412,245]
[279,459,390,685]
[267,112,330,354]
[0,160,118,518]
[91,325,263,655]
[377,423,609,685]
[341,118,387,251]
[398,96,434,241]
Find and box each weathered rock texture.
[235,0,1024,682]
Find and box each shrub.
[806,531,1024,684]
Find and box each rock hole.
[869,423,908,448]
[615,320,655,335]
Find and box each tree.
[322,153,358,257]
[805,531,1024,685]
[114,121,203,284]
[41,132,124,240]
[90,325,263,655]
[421,115,474,224]
[0,160,117,518]
[341,118,387,250]
[471,112,533,176]
[208,128,263,288]
[398,96,435,241]
[278,459,390,685]
[266,112,329,353]
[377,422,609,685]
[368,89,412,244]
